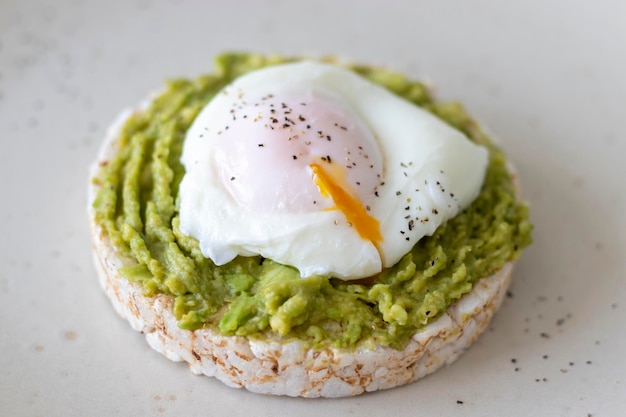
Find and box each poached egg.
[178,61,488,280]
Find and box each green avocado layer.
[92,53,532,350]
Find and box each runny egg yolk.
[310,162,383,251]
[210,89,385,223]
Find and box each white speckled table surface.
[1,0,625,415]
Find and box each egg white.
[178,62,488,280]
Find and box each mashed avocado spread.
[92,53,532,350]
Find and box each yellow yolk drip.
[310,163,383,249]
